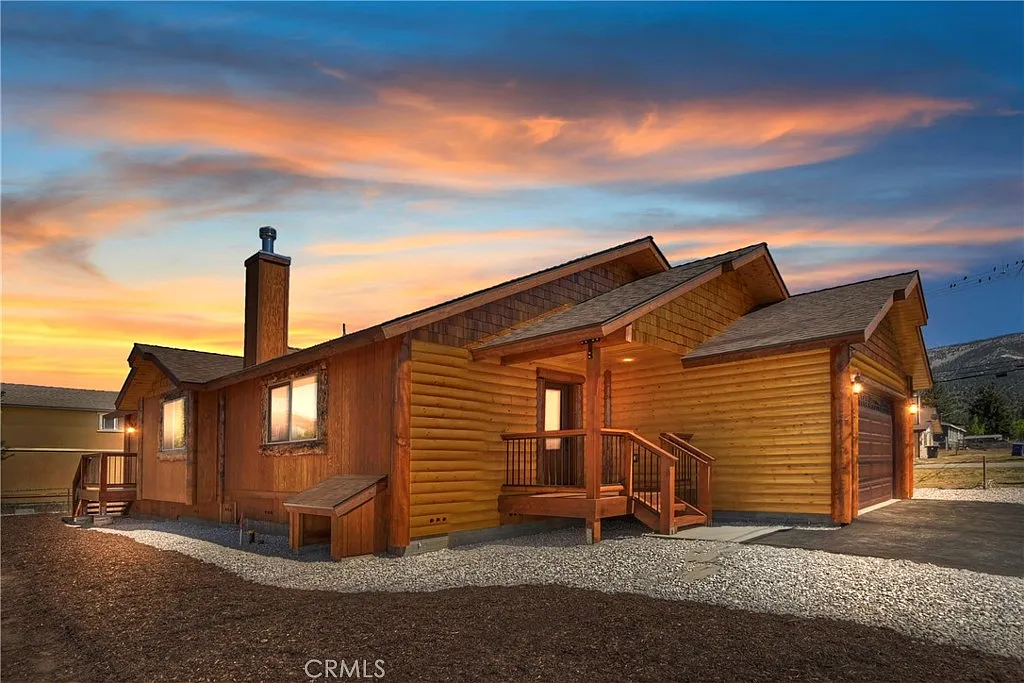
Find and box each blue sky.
[1,1,1021,388]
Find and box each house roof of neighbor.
[132,344,244,385]
[1,383,118,411]
[685,272,919,364]
[476,244,768,351]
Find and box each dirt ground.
[2,516,1021,683]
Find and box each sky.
[2,1,1022,390]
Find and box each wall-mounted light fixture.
[851,374,863,395]
[621,357,636,363]
[126,426,137,434]
[909,403,919,415]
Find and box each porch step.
[674,513,707,529]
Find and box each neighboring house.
[914,404,942,457]
[939,422,967,450]
[1,383,123,511]
[964,434,1006,448]
[111,230,931,558]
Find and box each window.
[544,387,563,449]
[98,414,122,432]
[267,374,318,443]
[161,397,186,451]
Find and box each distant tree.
[1011,419,1024,441]
[968,385,1012,437]
[921,383,957,424]
[968,416,987,436]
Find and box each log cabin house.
[105,228,931,559]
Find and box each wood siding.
[614,349,833,515]
[411,262,639,348]
[224,338,399,525]
[409,340,535,538]
[632,270,758,355]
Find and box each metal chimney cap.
[259,226,277,252]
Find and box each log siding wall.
[409,340,535,538]
[613,349,834,515]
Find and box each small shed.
[283,474,388,559]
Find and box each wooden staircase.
[72,452,138,518]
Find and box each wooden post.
[217,390,226,523]
[98,453,108,515]
[983,455,988,490]
[830,346,854,524]
[584,344,602,544]
[137,397,144,501]
[331,515,344,561]
[850,392,860,518]
[388,335,412,552]
[603,369,612,428]
[660,457,675,534]
[697,461,712,518]
[288,510,304,550]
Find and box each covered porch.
[477,330,714,542]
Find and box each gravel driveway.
[94,515,1024,659]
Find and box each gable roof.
[1,383,117,411]
[684,272,920,366]
[131,344,244,385]
[201,236,670,390]
[474,243,775,355]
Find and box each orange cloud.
[42,88,970,190]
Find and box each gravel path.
[915,487,1024,504]
[96,517,1024,659]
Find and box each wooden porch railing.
[660,433,714,518]
[601,429,677,533]
[502,430,586,487]
[74,452,138,515]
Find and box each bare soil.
[2,515,1021,683]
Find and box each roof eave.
[682,331,866,369]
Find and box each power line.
[925,258,1024,298]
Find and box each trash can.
[1012,442,1024,458]
[926,445,939,459]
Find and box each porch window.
[268,374,318,443]
[161,398,185,451]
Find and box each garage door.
[858,393,894,509]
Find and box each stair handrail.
[71,455,85,516]
[660,432,715,463]
[659,433,713,519]
[600,428,676,533]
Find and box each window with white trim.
[267,374,318,443]
[98,414,122,432]
[161,397,186,451]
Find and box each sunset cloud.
[36,88,971,190]
[1,2,1020,389]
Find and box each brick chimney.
[243,226,290,368]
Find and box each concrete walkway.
[654,525,795,543]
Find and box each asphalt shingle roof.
[1,383,118,411]
[686,272,918,361]
[134,344,244,384]
[476,244,765,350]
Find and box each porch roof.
[475,243,772,354]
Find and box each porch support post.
[584,343,602,543]
[830,345,854,524]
